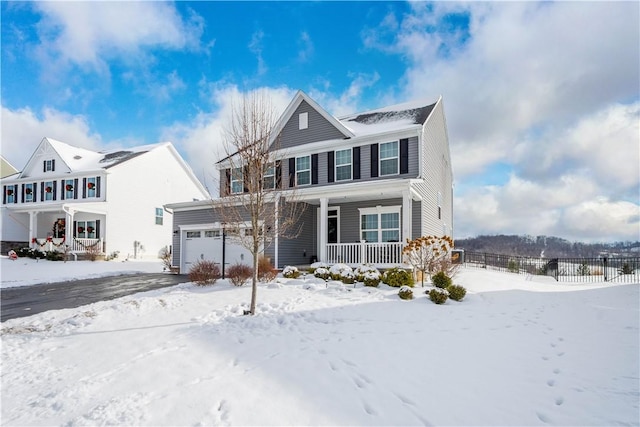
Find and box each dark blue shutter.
[52,159,55,171]
[41,182,45,201]
[288,158,295,187]
[21,184,25,203]
[95,220,101,239]
[327,151,334,183]
[53,180,58,200]
[353,147,360,180]
[61,181,65,200]
[400,138,409,174]
[371,144,379,178]
[311,154,318,185]
[74,178,79,199]
[96,177,101,197]
[82,178,87,198]
[2,186,6,205]
[32,182,37,202]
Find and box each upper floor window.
[299,112,308,130]
[86,177,97,198]
[155,208,163,225]
[263,164,276,190]
[296,156,311,186]
[231,167,243,194]
[380,141,399,176]
[24,183,34,202]
[5,186,15,204]
[44,181,54,201]
[44,159,55,172]
[64,179,75,199]
[335,149,352,181]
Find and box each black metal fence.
[462,251,640,283]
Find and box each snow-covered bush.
[329,263,351,280]
[314,267,330,280]
[309,262,330,274]
[282,266,301,279]
[188,260,221,286]
[398,286,413,300]
[428,287,449,304]
[354,265,379,281]
[382,267,414,288]
[431,271,452,289]
[339,270,356,285]
[362,271,381,287]
[447,284,466,301]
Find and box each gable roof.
[1,155,19,178]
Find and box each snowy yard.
[1,257,638,426]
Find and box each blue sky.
[2,1,639,242]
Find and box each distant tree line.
[454,235,640,258]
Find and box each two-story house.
[1,137,210,259]
[166,91,453,272]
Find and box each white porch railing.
[326,242,404,266]
[31,238,103,254]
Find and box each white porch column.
[319,197,328,263]
[402,190,412,242]
[274,193,280,269]
[65,210,74,251]
[28,211,38,247]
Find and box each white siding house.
[1,137,209,259]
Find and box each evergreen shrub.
[383,267,414,288]
[431,271,452,289]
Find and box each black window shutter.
[400,138,409,174]
[224,169,231,195]
[21,184,25,203]
[327,151,335,183]
[41,182,45,201]
[371,144,379,178]
[353,147,361,180]
[95,220,101,239]
[53,180,58,200]
[61,181,65,200]
[243,166,249,193]
[288,158,295,187]
[52,159,55,171]
[74,178,79,199]
[2,186,6,205]
[82,178,87,198]
[96,177,101,197]
[73,221,77,238]
[43,160,46,172]
[311,154,318,185]
[33,182,37,202]
[275,161,282,189]
[13,185,17,203]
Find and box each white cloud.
[32,2,204,73]
[297,31,314,63]
[249,30,268,76]
[0,106,103,169]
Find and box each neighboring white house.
[1,137,210,259]
[1,155,19,179]
[167,90,454,272]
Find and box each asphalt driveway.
[1,273,188,322]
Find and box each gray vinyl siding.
[276,202,316,267]
[277,101,346,150]
[412,201,422,239]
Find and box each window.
[44,159,54,172]
[359,206,401,243]
[231,167,243,194]
[204,230,220,238]
[335,149,352,181]
[155,208,163,225]
[380,141,399,176]
[186,231,201,238]
[25,183,34,202]
[299,112,308,130]
[263,164,275,190]
[86,177,97,198]
[64,179,75,199]
[5,186,15,204]
[76,221,97,238]
[296,156,311,186]
[44,181,54,201]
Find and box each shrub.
[429,288,449,304]
[577,262,591,276]
[620,262,634,275]
[447,284,466,301]
[227,263,253,287]
[355,265,380,282]
[258,256,277,282]
[105,251,120,261]
[309,262,329,274]
[340,270,356,285]
[507,259,519,273]
[329,264,352,281]
[431,271,452,289]
[383,267,414,288]
[188,260,221,286]
[16,247,45,259]
[159,246,172,270]
[314,267,330,280]
[362,271,381,287]
[398,286,413,300]
[282,265,301,279]
[45,251,64,261]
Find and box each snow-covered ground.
[1,259,638,426]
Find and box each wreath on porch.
[6,188,13,196]
[77,226,85,233]
[45,186,52,193]
[87,226,94,233]
[87,182,95,190]
[25,188,32,195]
[65,184,74,191]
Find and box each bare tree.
[217,90,305,315]
[402,235,456,286]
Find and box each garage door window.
[186,231,201,238]
[205,230,220,237]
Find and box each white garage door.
[182,229,253,273]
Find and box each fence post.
[603,257,608,282]
[360,240,366,265]
[483,252,487,269]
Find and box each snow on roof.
[46,138,168,171]
[338,98,437,136]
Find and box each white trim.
[316,205,340,258]
[335,148,352,182]
[358,205,401,243]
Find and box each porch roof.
[3,202,107,215]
